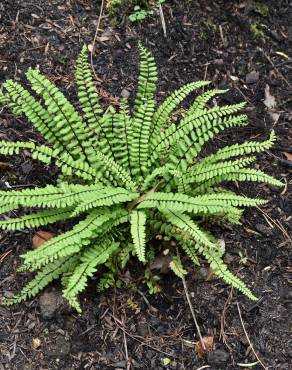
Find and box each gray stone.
[39,288,68,319]
[121,88,130,98]
[245,71,259,84]
[207,349,229,367]
[255,223,273,237]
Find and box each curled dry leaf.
[195,335,214,358]
[32,230,55,249]
[283,152,292,162]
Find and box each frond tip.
[0,42,283,311]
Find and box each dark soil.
[0,0,291,369]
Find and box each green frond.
[134,42,158,110]
[130,99,155,177]
[1,80,74,159]
[130,210,147,262]
[160,212,256,300]
[76,45,103,136]
[182,156,257,185]
[151,102,247,165]
[71,188,138,216]
[138,191,266,214]
[2,255,79,305]
[170,114,248,172]
[202,246,257,300]
[0,208,74,231]
[149,81,211,145]
[202,130,277,164]
[188,89,228,114]
[21,210,113,269]
[22,208,128,271]
[63,238,119,312]
[25,68,95,164]
[169,256,187,278]
[0,183,104,209]
[194,168,284,194]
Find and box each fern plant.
[0,43,282,312]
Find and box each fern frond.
[188,89,228,114]
[63,239,119,312]
[169,256,187,278]
[149,81,210,145]
[71,188,138,216]
[0,183,104,209]
[170,114,248,171]
[134,42,157,110]
[161,212,256,299]
[2,255,79,305]
[130,210,147,262]
[21,210,112,269]
[76,45,103,136]
[138,191,266,214]
[0,208,74,231]
[193,168,284,193]
[182,156,257,185]
[131,99,155,177]
[1,81,73,159]
[202,130,277,164]
[151,102,247,165]
[25,68,95,164]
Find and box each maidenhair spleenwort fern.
[0,43,283,312]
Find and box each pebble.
[39,288,68,320]
[255,223,273,237]
[245,71,259,84]
[121,88,130,98]
[207,349,229,367]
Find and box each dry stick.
[159,3,167,37]
[122,316,131,370]
[90,0,105,80]
[236,302,268,370]
[181,275,206,350]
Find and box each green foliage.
[0,43,283,312]
[106,0,165,23]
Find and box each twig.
[122,316,131,370]
[181,275,206,350]
[90,0,105,80]
[159,3,167,37]
[236,302,268,370]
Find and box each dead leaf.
[263,84,276,109]
[263,84,280,123]
[195,336,214,358]
[32,230,55,249]
[283,152,292,162]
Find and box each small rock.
[255,223,273,237]
[195,267,209,281]
[121,88,130,98]
[39,288,68,319]
[245,71,259,84]
[31,337,41,349]
[269,30,283,42]
[207,349,229,367]
[46,335,71,358]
